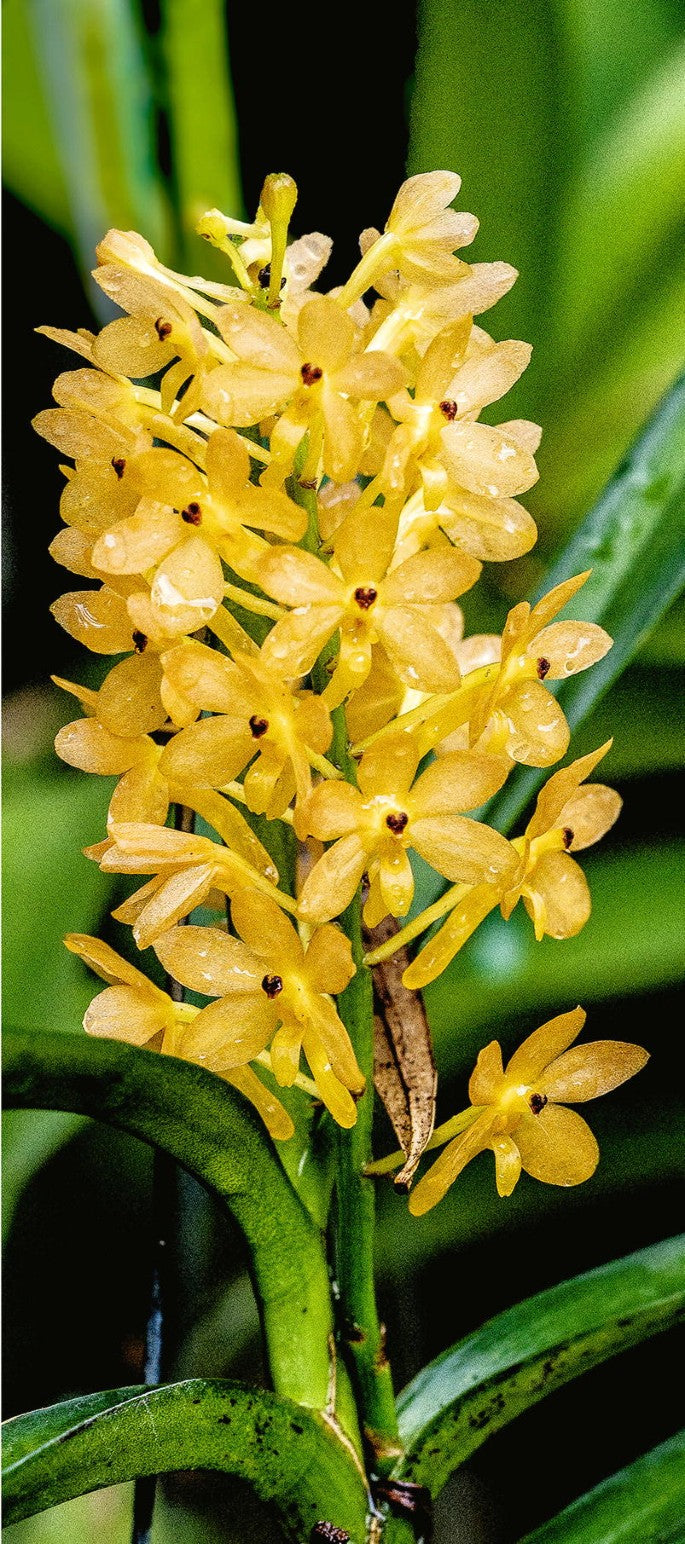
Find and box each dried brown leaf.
[367,916,437,1189]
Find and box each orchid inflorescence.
[37,170,647,1207]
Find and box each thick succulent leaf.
[2,1031,333,1414]
[2,1380,367,1543]
[3,1387,143,1466]
[394,1236,685,1495]
[487,372,685,835]
[519,1429,685,1543]
[160,0,242,273]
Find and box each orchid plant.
[4,170,683,1544]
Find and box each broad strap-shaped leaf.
[489,372,685,834]
[394,1236,685,1495]
[2,1380,368,1543]
[519,1429,685,1543]
[2,1031,335,1416]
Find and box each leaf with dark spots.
[367,916,437,1189]
[394,1236,685,1497]
[2,1380,368,1541]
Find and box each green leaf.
[26,0,170,293]
[3,1388,143,1467]
[2,0,70,232]
[2,771,114,1035]
[425,842,685,1059]
[538,270,685,530]
[393,1236,685,1496]
[519,1429,685,1543]
[487,372,685,835]
[409,0,567,401]
[639,595,685,666]
[2,1380,368,1543]
[2,770,114,1238]
[2,1032,336,1417]
[160,0,243,273]
[558,0,682,149]
[551,38,685,356]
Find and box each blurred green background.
[2,1,684,1540]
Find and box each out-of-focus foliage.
[2,763,114,1236]
[410,0,685,543]
[2,0,241,300]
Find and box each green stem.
[271,468,399,1472]
[329,720,403,1475]
[335,895,402,1473]
[288,458,320,554]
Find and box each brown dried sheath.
[366,915,437,1189]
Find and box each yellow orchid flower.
[380,317,537,510]
[89,820,294,950]
[361,571,614,769]
[464,573,613,767]
[91,261,213,420]
[91,427,306,596]
[201,293,406,483]
[65,933,294,1140]
[257,499,480,705]
[153,890,363,1127]
[408,1008,648,1213]
[403,742,621,988]
[298,737,515,928]
[366,260,518,358]
[392,456,539,567]
[52,672,282,841]
[338,172,479,307]
[159,639,332,826]
[198,201,333,327]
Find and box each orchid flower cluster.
[36,171,646,1208]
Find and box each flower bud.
[260,173,298,226]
